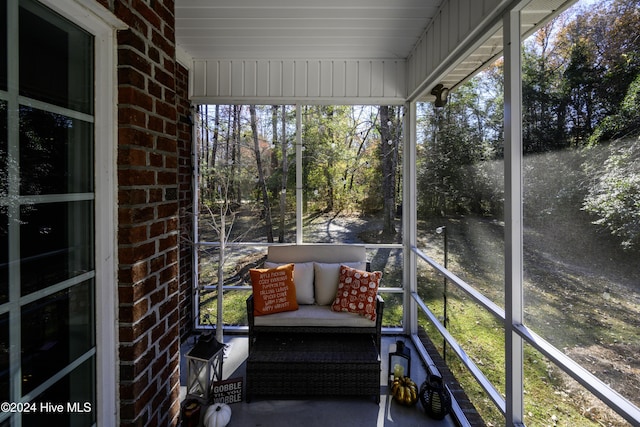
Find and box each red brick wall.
[176,62,195,342]
[106,0,185,425]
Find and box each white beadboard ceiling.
[175,0,441,60]
[175,0,578,99]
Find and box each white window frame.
[35,1,126,425]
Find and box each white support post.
[296,104,303,244]
[504,7,525,427]
[404,101,418,335]
[192,107,200,329]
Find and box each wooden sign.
[211,377,243,404]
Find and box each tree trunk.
[271,106,279,170]
[379,106,397,234]
[216,204,225,343]
[210,106,220,200]
[302,106,310,215]
[250,105,274,242]
[232,106,241,204]
[199,106,211,201]
[210,105,219,170]
[278,106,288,243]
[324,107,334,212]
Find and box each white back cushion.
[266,245,368,305]
[267,244,366,264]
[264,261,315,304]
[314,262,367,305]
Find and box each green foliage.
[524,148,588,225]
[589,73,640,145]
[415,1,640,249]
[583,139,640,249]
[300,105,398,215]
[522,23,570,152]
[519,0,640,148]
[417,76,504,218]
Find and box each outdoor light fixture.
[430,84,449,108]
[436,226,448,271]
[181,113,194,126]
[185,336,225,402]
[388,340,411,379]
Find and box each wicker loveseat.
[245,244,384,402]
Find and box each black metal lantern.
[419,372,451,420]
[185,336,225,402]
[388,340,411,379]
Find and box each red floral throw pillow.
[331,264,382,321]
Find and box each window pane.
[196,105,403,245]
[197,105,296,244]
[20,201,94,296]
[198,245,265,328]
[417,309,504,426]
[19,0,93,114]
[19,107,93,195]
[421,242,510,421]
[21,356,95,427]
[0,101,5,302]
[301,105,402,244]
[523,343,629,426]
[0,100,6,196]
[523,142,640,408]
[0,0,6,91]
[0,208,6,304]
[415,78,506,424]
[367,247,402,286]
[21,280,94,395]
[0,313,7,401]
[0,1,97,424]
[416,97,505,307]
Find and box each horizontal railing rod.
[195,241,402,249]
[198,285,405,293]
[413,292,506,415]
[220,285,251,291]
[514,324,640,425]
[413,245,505,321]
[378,287,403,293]
[413,244,640,425]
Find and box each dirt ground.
[442,214,640,426]
[564,344,640,425]
[202,209,640,425]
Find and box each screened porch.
[175,0,640,426]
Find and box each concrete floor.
[180,335,458,427]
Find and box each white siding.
[190,58,406,104]
[406,0,506,100]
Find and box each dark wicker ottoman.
[246,333,380,403]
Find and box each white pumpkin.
[203,402,232,427]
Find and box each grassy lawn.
[197,211,639,426]
[416,215,638,427]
